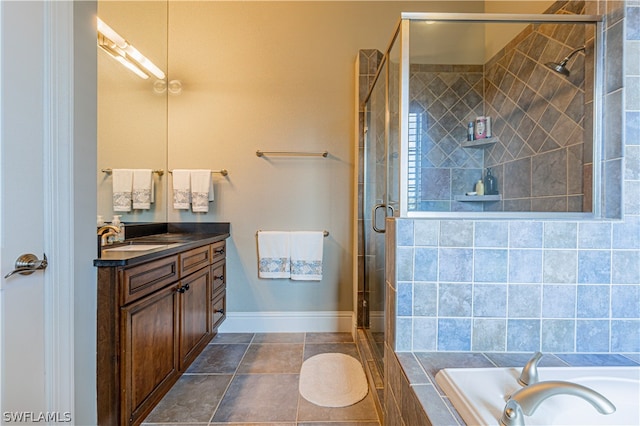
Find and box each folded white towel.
[191,169,212,213]
[257,231,291,278]
[112,169,133,212]
[290,231,324,281]
[132,169,153,210]
[172,169,190,210]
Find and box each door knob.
[4,253,48,279]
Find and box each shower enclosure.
[359,9,601,406]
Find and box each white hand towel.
[132,169,153,210]
[191,169,212,213]
[290,231,324,281]
[257,231,291,278]
[112,169,133,212]
[172,169,190,210]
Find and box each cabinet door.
[179,267,211,370]
[121,284,179,425]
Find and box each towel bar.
[168,169,229,176]
[257,230,329,237]
[102,168,164,176]
[256,150,328,158]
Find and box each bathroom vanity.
[94,223,230,426]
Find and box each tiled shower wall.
[409,65,485,212]
[389,1,640,354]
[483,0,591,212]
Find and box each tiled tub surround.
[391,218,640,354]
[385,351,640,426]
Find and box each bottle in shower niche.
[484,168,498,195]
[475,179,485,196]
[475,116,487,139]
[467,121,475,141]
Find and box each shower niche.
[369,9,601,217]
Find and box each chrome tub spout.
[500,380,616,426]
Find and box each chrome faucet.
[500,380,616,426]
[518,351,543,386]
[97,224,120,256]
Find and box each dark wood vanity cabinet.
[97,240,227,426]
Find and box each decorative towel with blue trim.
[132,169,153,210]
[112,169,133,212]
[290,231,324,281]
[172,169,190,210]
[257,231,291,278]
[190,169,212,213]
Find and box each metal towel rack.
[257,230,329,237]
[168,169,229,176]
[256,150,328,158]
[102,168,164,176]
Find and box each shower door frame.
[396,12,604,219]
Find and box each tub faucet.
[97,224,120,256]
[500,380,616,426]
[518,351,543,386]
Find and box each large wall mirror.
[97,0,168,223]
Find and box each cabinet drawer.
[180,245,211,277]
[121,255,179,305]
[212,291,226,330]
[211,240,226,264]
[211,260,226,298]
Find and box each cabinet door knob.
[214,248,225,255]
[215,309,224,314]
[184,283,190,291]
[177,286,186,293]
[214,275,224,281]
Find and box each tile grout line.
[207,333,256,426]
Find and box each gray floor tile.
[185,343,248,374]
[297,392,379,422]
[211,374,299,423]
[237,343,304,374]
[306,332,354,343]
[303,342,360,360]
[211,332,255,344]
[252,332,305,343]
[143,374,232,423]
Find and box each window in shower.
[402,11,599,215]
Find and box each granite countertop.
[396,351,640,426]
[94,222,230,267]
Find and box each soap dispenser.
[112,215,125,242]
[484,168,498,195]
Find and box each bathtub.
[435,366,640,426]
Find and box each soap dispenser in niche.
[484,168,498,195]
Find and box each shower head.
[545,46,586,77]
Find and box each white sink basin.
[104,244,168,252]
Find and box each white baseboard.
[218,311,355,333]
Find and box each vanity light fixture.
[97,17,165,80]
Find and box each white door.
[1,1,78,422]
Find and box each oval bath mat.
[298,352,369,407]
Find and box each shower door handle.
[372,204,387,233]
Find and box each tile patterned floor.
[142,332,381,426]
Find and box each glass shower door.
[363,59,389,378]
